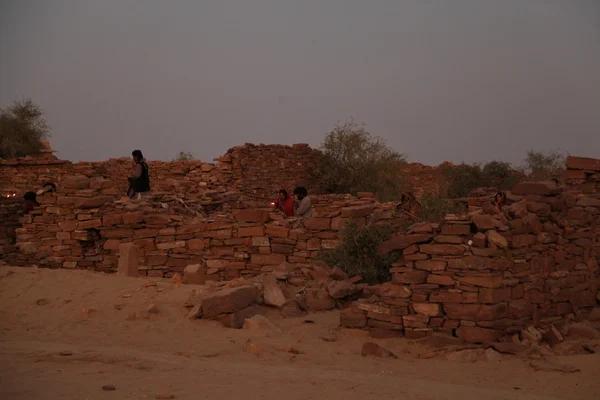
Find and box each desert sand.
[0,265,598,400]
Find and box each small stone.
[263,284,287,308]
[102,385,116,391]
[361,342,397,359]
[321,333,338,342]
[246,343,267,355]
[529,359,580,373]
[155,394,175,399]
[242,315,281,333]
[59,351,73,356]
[484,348,503,362]
[486,230,508,249]
[186,305,202,320]
[419,351,437,359]
[146,304,159,314]
[542,325,563,347]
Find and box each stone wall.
[341,180,600,343]
[8,180,406,280]
[0,143,319,201]
[563,156,600,194]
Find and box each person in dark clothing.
[273,189,294,217]
[21,191,39,215]
[128,149,151,199]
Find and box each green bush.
[417,192,466,222]
[0,99,50,159]
[317,219,400,284]
[174,151,194,161]
[521,150,566,181]
[441,161,520,197]
[314,119,408,201]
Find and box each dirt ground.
[0,266,598,400]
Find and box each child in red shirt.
[274,189,294,217]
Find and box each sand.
[0,265,598,400]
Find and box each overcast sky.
[1,0,599,165]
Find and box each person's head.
[132,150,144,163]
[293,186,308,200]
[24,191,38,204]
[278,189,288,200]
[495,192,505,204]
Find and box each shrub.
[521,150,566,181]
[481,161,520,190]
[314,119,407,201]
[175,151,194,161]
[0,99,50,159]
[317,219,400,284]
[440,160,521,197]
[440,163,484,198]
[417,191,466,222]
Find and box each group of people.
[273,186,312,218]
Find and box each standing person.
[293,186,312,217]
[128,150,150,199]
[273,189,294,217]
[21,192,39,215]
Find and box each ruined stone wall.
[215,143,320,199]
[8,184,406,280]
[341,181,600,343]
[0,143,319,200]
[562,156,600,194]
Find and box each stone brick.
[378,282,412,298]
[250,253,287,265]
[419,244,465,256]
[304,218,331,230]
[144,214,171,225]
[513,181,562,196]
[472,215,496,231]
[427,274,455,286]
[62,175,90,189]
[123,212,145,224]
[118,243,139,277]
[444,303,508,321]
[187,239,205,250]
[511,234,537,248]
[456,275,503,288]
[378,234,432,254]
[441,223,470,235]
[413,303,441,317]
[201,285,259,318]
[566,155,600,171]
[486,230,508,249]
[341,204,375,218]
[392,270,429,284]
[415,260,446,272]
[251,236,270,247]
[433,235,463,244]
[478,287,512,304]
[238,226,265,237]
[429,290,463,303]
[233,210,269,223]
[447,256,511,271]
[183,263,206,285]
[456,326,502,344]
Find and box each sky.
[1,0,599,165]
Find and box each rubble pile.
[341,180,600,343]
[184,260,367,328]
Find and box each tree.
[521,150,566,181]
[0,99,50,159]
[314,119,407,200]
[481,160,519,190]
[175,151,194,161]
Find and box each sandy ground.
[0,266,598,400]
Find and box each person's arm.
[132,164,142,179]
[295,198,310,216]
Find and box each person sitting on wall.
[493,191,506,214]
[127,149,151,199]
[20,191,40,215]
[293,186,312,217]
[274,189,295,217]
